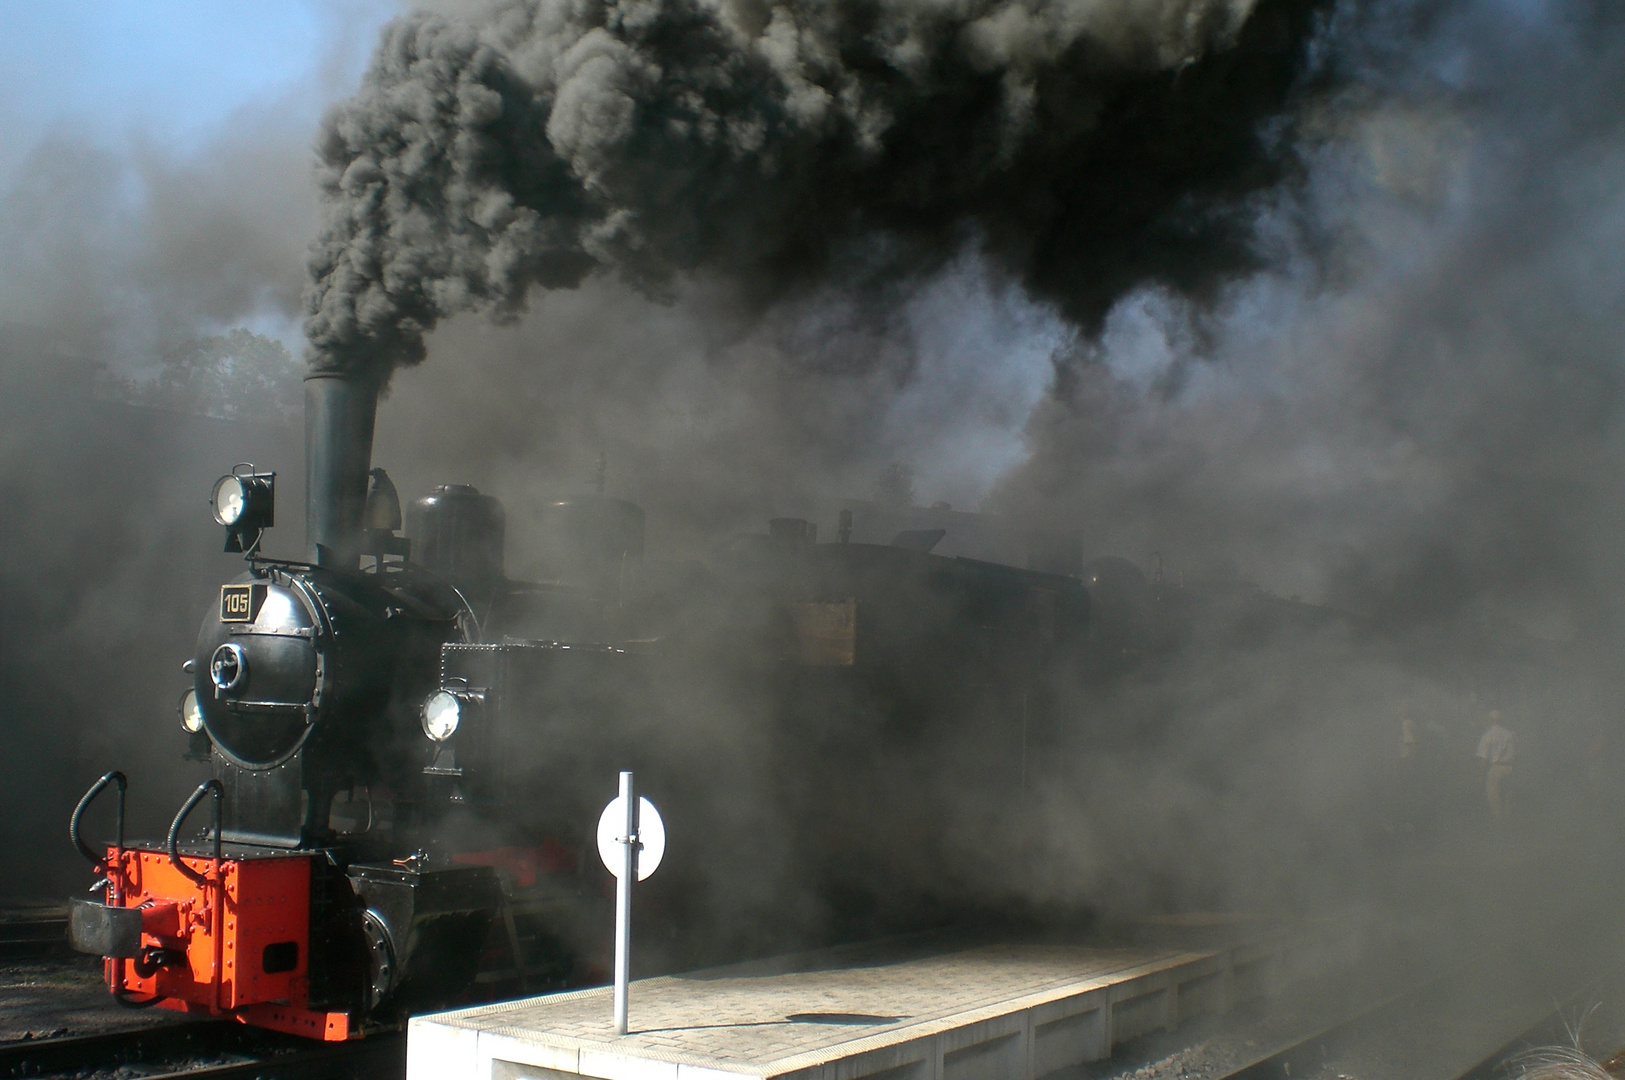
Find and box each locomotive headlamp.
[422,691,461,742]
[210,466,276,554]
[212,476,247,525]
[179,688,204,733]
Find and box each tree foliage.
[125,328,300,422]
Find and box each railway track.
[1215,970,1598,1080]
[0,915,68,959]
[0,1021,404,1080]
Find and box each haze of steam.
[304,0,1321,379]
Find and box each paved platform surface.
[410,920,1350,1080]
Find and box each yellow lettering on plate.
[220,584,265,622]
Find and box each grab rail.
[167,779,223,888]
[70,770,127,869]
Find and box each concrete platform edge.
[410,921,1353,1080]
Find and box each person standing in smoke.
[1475,711,1516,822]
[1396,702,1419,834]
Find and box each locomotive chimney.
[304,372,380,568]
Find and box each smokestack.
[304,373,380,568]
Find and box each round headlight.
[179,688,204,733]
[212,475,247,526]
[422,691,461,742]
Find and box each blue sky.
[0,2,397,185]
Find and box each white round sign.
[596,795,665,881]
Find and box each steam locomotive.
[66,370,1158,1039]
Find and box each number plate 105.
[220,583,268,622]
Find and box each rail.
[0,914,69,958]
[1215,969,1602,1080]
[0,1022,403,1080]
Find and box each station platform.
[409,918,1353,1080]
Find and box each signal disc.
[596,796,665,881]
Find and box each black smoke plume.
[305,0,1326,378]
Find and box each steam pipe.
[304,373,380,568]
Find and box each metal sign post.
[596,772,665,1036]
[613,772,634,1035]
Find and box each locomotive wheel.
[361,908,397,1013]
